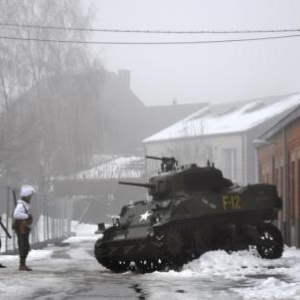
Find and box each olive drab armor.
[94,156,284,273]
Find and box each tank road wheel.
[95,238,130,273]
[164,230,182,257]
[135,258,166,273]
[94,238,105,264]
[162,230,184,269]
[187,229,211,260]
[100,258,131,273]
[256,224,284,259]
[213,230,231,252]
[153,258,167,271]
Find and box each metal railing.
[0,185,72,254]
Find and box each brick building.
[255,105,300,247]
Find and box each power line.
[0,33,300,45]
[1,22,300,34]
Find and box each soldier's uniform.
[12,186,35,271]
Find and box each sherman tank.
[94,156,284,273]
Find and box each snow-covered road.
[1,223,300,300]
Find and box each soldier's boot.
[19,258,32,271]
[0,263,6,268]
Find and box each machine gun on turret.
[146,155,178,172]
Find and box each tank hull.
[95,203,283,272]
[94,163,284,273]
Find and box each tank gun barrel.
[145,155,164,161]
[118,181,154,189]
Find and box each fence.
[0,185,73,254]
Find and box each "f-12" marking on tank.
[222,195,241,210]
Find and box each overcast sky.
[86,0,300,106]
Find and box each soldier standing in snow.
[12,186,35,271]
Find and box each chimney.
[118,69,130,89]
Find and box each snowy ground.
[1,223,300,299]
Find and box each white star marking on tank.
[139,210,152,222]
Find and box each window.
[290,161,295,222]
[280,166,283,196]
[271,156,276,184]
[266,173,269,184]
[275,168,279,190]
[222,148,237,181]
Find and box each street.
[0,238,240,300]
[1,224,300,300]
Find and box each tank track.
[95,222,284,273]
[94,238,132,273]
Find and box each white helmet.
[20,185,35,198]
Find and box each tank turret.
[95,157,284,273]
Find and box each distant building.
[143,94,300,186]
[51,69,207,223]
[99,69,207,154]
[255,104,300,247]
[54,156,146,223]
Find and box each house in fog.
[97,69,207,155]
[143,94,300,186]
[51,69,208,223]
[255,104,300,247]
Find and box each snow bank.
[145,246,300,299]
[1,222,300,300]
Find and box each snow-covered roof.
[70,156,144,180]
[144,93,300,143]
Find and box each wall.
[257,118,300,247]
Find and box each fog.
[0,1,300,223]
[87,0,300,105]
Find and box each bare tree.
[165,119,214,167]
[0,0,99,188]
